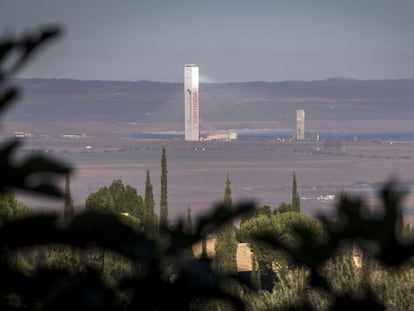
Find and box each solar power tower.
[296,109,305,140]
[184,64,200,141]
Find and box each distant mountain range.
[7,78,414,129]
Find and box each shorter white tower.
[184,64,199,141]
[296,109,305,140]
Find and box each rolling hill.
[5,78,414,133]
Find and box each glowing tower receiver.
[184,64,199,141]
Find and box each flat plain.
[11,132,414,226]
[4,78,414,225]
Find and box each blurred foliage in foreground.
[0,27,413,310]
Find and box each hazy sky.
[2,0,414,82]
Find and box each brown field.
[8,123,414,227]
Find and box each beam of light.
[199,73,223,84]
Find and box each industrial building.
[202,132,238,141]
[184,64,200,141]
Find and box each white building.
[203,132,238,141]
[184,64,200,141]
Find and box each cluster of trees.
[79,161,304,295]
[84,143,169,237]
[1,26,414,311]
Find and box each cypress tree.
[291,172,301,213]
[144,170,156,237]
[184,205,194,259]
[184,205,193,234]
[214,173,238,298]
[223,173,232,206]
[63,174,74,222]
[160,144,168,227]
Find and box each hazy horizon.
[2,0,414,82]
[13,76,414,84]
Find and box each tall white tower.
[296,109,305,140]
[184,64,199,141]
